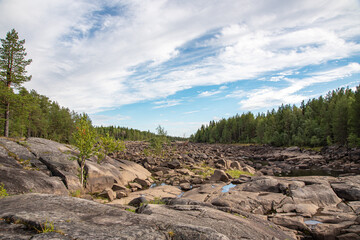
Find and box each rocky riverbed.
[0,138,359,239]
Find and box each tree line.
[191,85,360,147]
[95,125,187,142]
[0,29,79,142]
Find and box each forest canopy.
[191,86,360,147]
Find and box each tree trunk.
[4,101,10,137]
[80,158,85,187]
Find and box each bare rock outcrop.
[0,193,293,240]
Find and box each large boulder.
[0,165,68,195]
[26,138,82,191]
[0,194,293,240]
[330,176,360,201]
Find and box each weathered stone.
[167,160,181,169]
[312,221,356,240]
[336,233,360,240]
[112,183,128,191]
[115,190,128,199]
[85,161,115,193]
[135,178,151,188]
[128,182,142,190]
[270,214,309,231]
[331,176,360,201]
[210,169,230,182]
[153,170,163,177]
[111,185,182,205]
[291,182,342,207]
[230,161,242,170]
[98,188,116,201]
[137,200,293,240]
[277,203,318,217]
[128,196,149,207]
[0,165,68,195]
[180,182,192,191]
[241,176,281,193]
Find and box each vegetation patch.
[34,219,63,234]
[225,169,254,178]
[148,197,166,205]
[125,208,136,213]
[0,183,8,198]
[192,165,215,178]
[70,190,81,198]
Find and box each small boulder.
[135,178,151,188]
[230,161,242,170]
[98,188,116,202]
[210,169,229,182]
[167,160,181,169]
[128,196,148,207]
[115,190,128,199]
[129,182,142,190]
[180,183,192,191]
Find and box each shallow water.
[304,220,322,225]
[221,183,237,193]
[150,183,166,188]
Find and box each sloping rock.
[26,138,82,191]
[0,166,68,195]
[290,182,341,207]
[138,201,293,240]
[0,194,293,240]
[330,175,360,201]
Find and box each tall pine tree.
[0,29,32,137]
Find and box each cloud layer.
[0,0,359,132]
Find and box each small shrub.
[70,190,81,198]
[168,230,175,238]
[148,197,166,205]
[96,133,125,164]
[35,220,63,234]
[125,208,136,213]
[0,183,8,198]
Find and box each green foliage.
[0,29,32,137]
[96,133,125,163]
[0,183,8,198]
[193,165,215,179]
[125,208,136,213]
[146,125,169,156]
[72,114,97,187]
[225,169,254,178]
[34,219,63,235]
[191,85,360,148]
[70,189,81,198]
[148,197,166,205]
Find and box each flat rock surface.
[0,193,293,240]
[110,185,182,205]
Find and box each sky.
[0,0,359,137]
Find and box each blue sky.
[1,0,359,137]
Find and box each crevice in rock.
[37,157,69,189]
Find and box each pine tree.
[0,29,32,137]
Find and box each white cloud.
[198,90,222,97]
[153,99,182,109]
[239,63,360,110]
[184,111,199,115]
[0,0,359,115]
